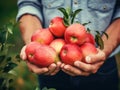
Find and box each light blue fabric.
[16,0,120,57]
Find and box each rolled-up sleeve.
[16,0,43,22]
[113,0,120,20]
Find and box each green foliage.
[58,7,82,26]
[95,31,108,50]
[0,19,56,90]
[0,20,21,90]
[42,87,56,90]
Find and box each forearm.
[102,19,120,58]
[19,14,42,44]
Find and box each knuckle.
[92,70,97,74]
[32,69,38,74]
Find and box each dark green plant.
[58,7,82,26]
[0,19,21,90]
[41,87,56,90]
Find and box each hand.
[61,48,106,76]
[27,61,61,75]
[20,45,62,75]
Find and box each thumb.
[20,45,27,60]
[85,49,106,63]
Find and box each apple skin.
[49,38,66,54]
[60,44,83,65]
[49,17,67,37]
[31,28,54,45]
[80,42,98,61]
[64,23,87,45]
[25,42,41,63]
[85,33,96,45]
[34,45,60,67]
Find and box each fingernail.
[74,61,80,67]
[61,64,65,68]
[85,56,91,63]
[64,65,69,70]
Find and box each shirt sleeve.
[112,0,120,20]
[16,0,43,22]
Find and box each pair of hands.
[20,45,106,76]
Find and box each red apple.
[49,17,67,37]
[25,42,41,62]
[85,33,95,45]
[64,23,87,45]
[31,28,54,45]
[34,45,60,67]
[60,44,83,65]
[80,43,98,61]
[49,39,66,54]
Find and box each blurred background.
[0,0,40,90]
[0,0,120,90]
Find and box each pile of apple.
[25,8,104,67]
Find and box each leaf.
[0,19,19,90]
[58,7,71,26]
[7,22,14,34]
[75,21,81,24]
[86,28,91,33]
[71,9,82,24]
[0,78,4,85]
[42,87,48,90]
[66,7,71,17]
[95,34,104,50]
[95,31,100,35]
[63,16,70,26]
[0,73,16,90]
[82,21,91,26]
[0,55,6,63]
[0,44,14,55]
[35,87,40,90]
[42,87,56,90]
[3,62,17,73]
[48,88,56,90]
[102,31,109,39]
[14,21,20,28]
[0,30,7,44]
[58,8,69,19]
[15,54,21,62]
[7,27,13,35]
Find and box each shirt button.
[74,0,78,4]
[103,5,107,10]
[48,3,51,8]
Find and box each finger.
[62,64,90,76]
[20,45,27,60]
[44,63,57,75]
[62,65,75,76]
[85,49,106,64]
[74,61,93,72]
[50,62,62,75]
[74,61,104,73]
[61,63,65,68]
[27,62,49,74]
[62,68,75,76]
[61,63,75,76]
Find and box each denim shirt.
[16,0,120,57]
